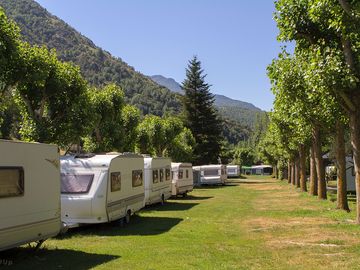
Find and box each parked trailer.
[144,157,172,205]
[226,165,240,178]
[171,162,193,196]
[0,140,61,251]
[192,164,227,185]
[251,165,273,175]
[345,156,355,192]
[60,153,145,228]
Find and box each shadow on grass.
[144,202,199,212]
[238,180,274,184]
[172,194,213,201]
[194,183,238,190]
[231,175,248,179]
[59,216,183,238]
[0,247,118,270]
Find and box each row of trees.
[0,7,224,164]
[259,0,360,222]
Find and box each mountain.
[150,75,183,93]
[0,0,181,116]
[213,95,261,111]
[150,75,264,128]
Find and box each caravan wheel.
[161,194,165,205]
[124,210,131,224]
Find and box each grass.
[2,175,360,269]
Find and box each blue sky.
[35,0,292,111]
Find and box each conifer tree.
[182,56,223,165]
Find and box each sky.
[35,0,292,111]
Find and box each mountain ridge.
[150,75,262,112]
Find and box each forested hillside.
[0,0,264,147]
[150,75,265,129]
[0,0,181,116]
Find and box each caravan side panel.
[0,141,61,251]
[106,156,145,221]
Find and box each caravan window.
[160,169,164,182]
[61,174,94,194]
[166,168,171,181]
[178,169,183,179]
[132,170,143,187]
[0,167,24,198]
[111,172,121,192]
[204,169,218,176]
[186,169,189,178]
[153,170,159,183]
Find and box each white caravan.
[171,162,193,196]
[192,164,227,185]
[0,140,61,251]
[226,165,240,178]
[144,157,172,205]
[60,153,145,228]
[345,156,356,192]
[325,157,355,192]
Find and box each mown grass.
[2,175,360,269]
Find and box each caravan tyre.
[161,194,165,205]
[125,210,131,224]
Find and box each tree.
[167,127,195,162]
[14,43,92,148]
[0,7,22,137]
[274,0,356,212]
[181,56,223,165]
[233,147,255,167]
[121,104,141,152]
[82,84,127,153]
[136,115,193,159]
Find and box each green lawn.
[2,176,360,269]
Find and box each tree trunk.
[288,160,291,184]
[299,144,307,192]
[274,164,279,179]
[335,120,350,211]
[350,111,360,223]
[295,157,300,188]
[291,162,295,185]
[313,125,326,199]
[309,143,318,196]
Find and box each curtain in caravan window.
[178,169,183,179]
[160,169,164,182]
[166,168,171,181]
[132,170,143,187]
[111,172,121,192]
[61,174,94,194]
[153,170,159,183]
[0,167,24,198]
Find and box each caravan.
[226,165,240,178]
[171,162,193,196]
[192,164,227,185]
[0,140,61,251]
[144,157,172,205]
[60,153,145,228]
[345,156,356,192]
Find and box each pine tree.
[182,56,223,165]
